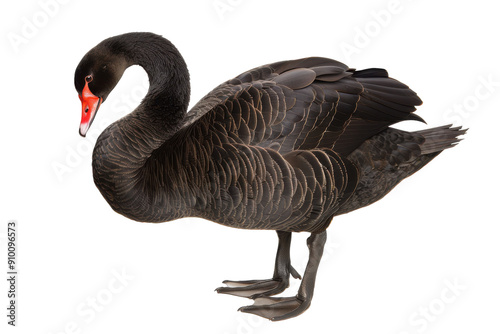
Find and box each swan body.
[75,32,464,320]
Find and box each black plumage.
[74,32,465,321]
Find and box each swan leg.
[238,231,327,321]
[216,231,301,298]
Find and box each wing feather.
[182,57,423,156]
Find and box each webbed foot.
[216,231,300,298]
[238,295,311,321]
[216,265,301,298]
[223,231,327,321]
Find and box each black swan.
[75,32,465,321]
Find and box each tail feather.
[416,125,467,155]
[336,124,466,216]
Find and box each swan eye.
[85,75,93,83]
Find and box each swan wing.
[184,57,422,155]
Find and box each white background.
[1,0,499,333]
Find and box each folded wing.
[183,57,423,156]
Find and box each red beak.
[79,81,102,137]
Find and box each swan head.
[74,47,128,137]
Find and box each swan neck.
[118,34,191,138]
[92,34,192,221]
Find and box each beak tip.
[79,125,88,137]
